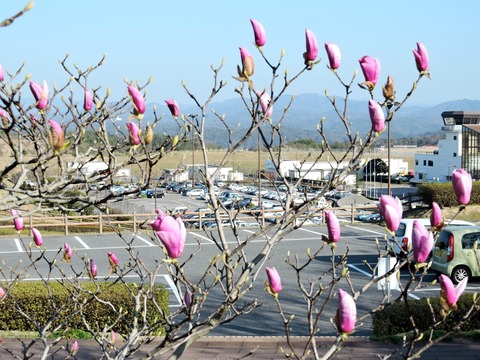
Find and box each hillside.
[138,95,480,148]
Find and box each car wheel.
[451,266,471,284]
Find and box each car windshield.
[394,223,406,237]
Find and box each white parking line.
[298,228,326,237]
[74,236,90,249]
[14,238,23,252]
[134,235,156,247]
[189,232,214,244]
[346,225,384,235]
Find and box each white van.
[388,218,475,256]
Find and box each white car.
[184,188,205,197]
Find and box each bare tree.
[0,8,478,360]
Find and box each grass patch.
[371,329,480,344]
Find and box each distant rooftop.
[442,111,480,125]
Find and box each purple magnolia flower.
[377,195,403,232]
[250,19,266,47]
[29,80,49,110]
[63,242,72,262]
[48,119,65,152]
[89,259,97,278]
[265,266,282,295]
[84,88,93,111]
[325,42,341,70]
[359,56,381,88]
[303,29,318,65]
[184,290,192,307]
[337,289,356,334]
[439,274,467,308]
[412,220,434,263]
[325,210,340,243]
[255,90,273,117]
[153,210,186,259]
[165,99,180,118]
[0,286,5,299]
[0,63,4,82]
[368,99,385,133]
[31,228,43,247]
[128,84,146,115]
[127,122,141,146]
[412,42,429,72]
[452,168,472,205]
[238,47,254,78]
[430,202,444,229]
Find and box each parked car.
[183,188,205,197]
[431,225,480,283]
[388,218,475,257]
[146,188,166,198]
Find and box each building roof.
[442,111,480,126]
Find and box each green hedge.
[0,281,169,335]
[372,294,480,336]
[417,182,480,207]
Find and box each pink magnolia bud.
[452,168,472,205]
[89,259,97,278]
[377,195,403,232]
[71,340,79,355]
[368,99,385,133]
[150,210,162,231]
[31,228,43,247]
[0,286,5,299]
[128,84,146,115]
[337,289,356,334]
[0,109,10,127]
[359,56,381,89]
[63,242,72,262]
[29,80,49,110]
[184,290,192,307]
[153,210,186,259]
[127,122,141,146]
[48,119,65,152]
[325,210,340,243]
[250,18,266,47]
[84,88,93,111]
[303,29,318,65]
[11,209,25,232]
[265,266,282,295]
[255,90,273,117]
[111,330,117,345]
[238,47,254,78]
[412,220,434,263]
[430,202,444,229]
[324,42,341,70]
[165,99,180,118]
[439,274,467,308]
[412,42,429,72]
[0,63,4,82]
[108,251,118,270]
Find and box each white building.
[264,159,353,182]
[412,111,480,184]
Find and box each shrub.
[0,281,169,335]
[417,182,480,207]
[372,294,480,337]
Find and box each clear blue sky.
[1,1,478,108]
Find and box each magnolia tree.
[0,4,478,360]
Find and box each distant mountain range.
[140,95,480,148]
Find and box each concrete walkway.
[2,336,480,359]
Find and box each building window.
[453,152,457,157]
[454,135,457,140]
[415,160,418,165]
[428,160,433,166]
[423,160,426,166]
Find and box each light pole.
[186,114,198,186]
[258,126,261,206]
